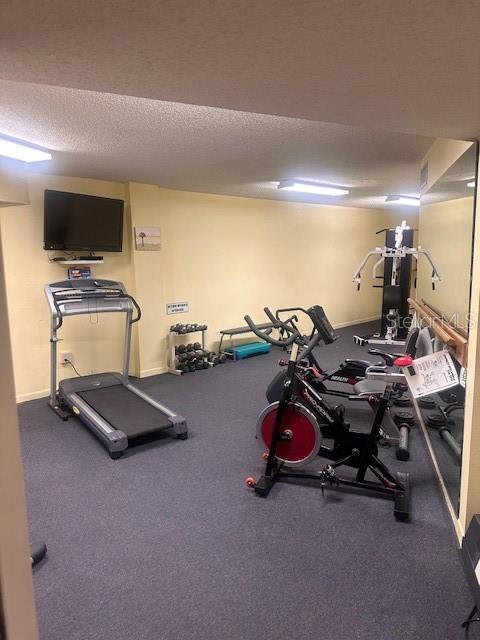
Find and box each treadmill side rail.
[123,380,188,435]
[63,391,128,454]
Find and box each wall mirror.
[415,142,478,513]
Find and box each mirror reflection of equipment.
[353,220,441,346]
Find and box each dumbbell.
[419,396,436,410]
[393,411,416,427]
[393,394,411,407]
[217,354,227,364]
[426,413,446,429]
[186,351,196,361]
[193,342,202,350]
[391,412,415,462]
[180,364,189,374]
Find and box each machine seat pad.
[344,359,373,367]
[353,379,387,396]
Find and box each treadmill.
[45,279,188,458]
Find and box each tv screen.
[43,190,124,252]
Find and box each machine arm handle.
[352,250,382,287]
[414,249,442,287]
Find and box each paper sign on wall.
[402,351,459,398]
[166,301,189,315]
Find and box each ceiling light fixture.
[277,180,349,196]
[0,137,52,163]
[467,181,475,188]
[385,195,420,207]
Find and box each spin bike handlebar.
[244,310,323,361]
[244,314,300,347]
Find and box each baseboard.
[16,389,49,404]
[15,367,169,402]
[333,315,381,330]
[136,366,168,378]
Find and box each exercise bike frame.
[245,311,410,521]
[275,305,406,392]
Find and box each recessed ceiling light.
[385,195,420,207]
[0,137,52,163]
[467,181,475,188]
[278,180,349,196]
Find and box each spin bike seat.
[344,358,373,368]
[367,349,405,367]
[353,379,387,397]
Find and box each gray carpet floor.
[19,321,474,640]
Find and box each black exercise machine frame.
[244,309,410,520]
[274,305,407,393]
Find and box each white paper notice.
[402,351,459,399]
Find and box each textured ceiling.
[0,80,432,209]
[1,0,479,140]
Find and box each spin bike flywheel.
[256,401,321,467]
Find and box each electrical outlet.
[60,351,74,366]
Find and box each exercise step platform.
[225,342,271,360]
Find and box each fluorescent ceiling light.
[467,181,475,188]
[0,137,52,162]
[385,195,420,207]
[278,180,349,196]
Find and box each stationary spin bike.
[266,305,413,460]
[243,311,411,521]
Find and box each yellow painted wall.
[1,174,400,400]
[0,174,132,402]
[458,146,480,537]
[417,196,474,325]
[420,139,472,195]
[0,159,29,206]
[129,185,403,376]
[0,218,39,639]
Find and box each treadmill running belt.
[78,384,172,438]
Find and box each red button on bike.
[394,356,413,367]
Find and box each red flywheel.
[256,401,321,467]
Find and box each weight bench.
[218,322,274,360]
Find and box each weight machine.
[353,220,441,346]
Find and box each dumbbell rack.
[168,326,207,375]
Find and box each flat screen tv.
[43,190,124,252]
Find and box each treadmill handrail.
[45,279,140,405]
[46,284,141,330]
